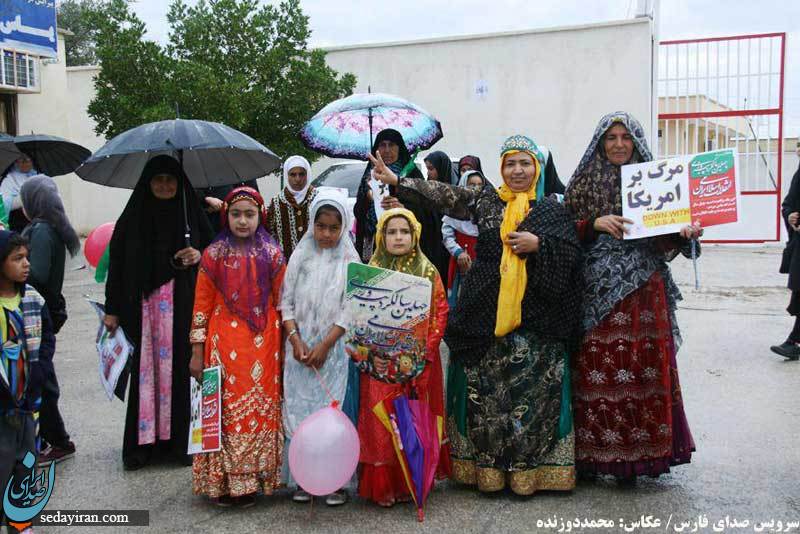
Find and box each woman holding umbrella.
[369,135,582,495]
[102,155,214,470]
[354,129,447,278]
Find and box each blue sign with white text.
[0,0,58,58]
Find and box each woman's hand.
[593,215,633,240]
[505,231,540,255]
[174,247,202,268]
[367,152,399,186]
[103,314,119,333]
[306,341,331,369]
[205,196,223,213]
[679,222,703,240]
[457,251,472,273]
[380,196,403,210]
[190,344,204,382]
[789,212,800,228]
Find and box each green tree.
[87,0,356,162]
[57,0,122,66]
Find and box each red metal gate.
[658,33,786,243]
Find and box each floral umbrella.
[300,92,443,161]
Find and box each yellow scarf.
[494,151,540,336]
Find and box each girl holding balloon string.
[279,188,361,507]
[354,207,451,508]
[189,186,286,508]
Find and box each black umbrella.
[13,134,91,176]
[76,119,282,188]
[76,119,282,244]
[0,133,23,174]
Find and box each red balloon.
[84,222,115,268]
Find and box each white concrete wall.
[16,36,131,235]
[320,18,654,184]
[14,19,655,234]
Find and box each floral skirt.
[572,272,695,477]
[450,328,575,494]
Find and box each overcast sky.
[128,0,799,138]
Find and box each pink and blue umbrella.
[300,92,443,161]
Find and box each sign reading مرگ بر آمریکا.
[621,148,740,240]
[187,366,222,455]
[0,0,58,58]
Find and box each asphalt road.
[29,245,800,533]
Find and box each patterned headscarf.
[494,134,545,337]
[201,186,284,333]
[370,208,438,286]
[564,111,652,220]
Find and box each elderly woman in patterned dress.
[369,134,582,496]
[564,111,701,483]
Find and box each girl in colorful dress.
[441,170,486,308]
[280,188,361,506]
[190,186,286,507]
[356,207,451,507]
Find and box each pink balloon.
[84,222,115,268]
[288,406,360,496]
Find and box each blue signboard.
[0,0,57,58]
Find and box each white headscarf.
[0,159,38,212]
[281,186,359,335]
[441,169,485,237]
[283,155,312,204]
[280,187,360,437]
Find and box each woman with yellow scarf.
[368,135,582,495]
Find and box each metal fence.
[658,33,786,243]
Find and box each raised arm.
[368,152,478,220]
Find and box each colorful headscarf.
[495,134,545,337]
[564,111,652,220]
[369,207,438,286]
[201,186,284,333]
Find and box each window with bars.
[0,49,39,91]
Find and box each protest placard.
[86,298,132,401]
[622,148,739,239]
[187,366,222,454]
[345,262,431,384]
